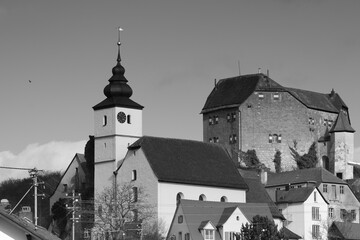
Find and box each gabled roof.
[49,153,87,198]
[280,227,302,239]
[329,110,355,133]
[329,221,360,240]
[286,88,339,113]
[128,136,248,190]
[201,73,349,115]
[201,74,285,113]
[238,169,285,220]
[275,186,328,204]
[177,200,274,240]
[267,168,346,187]
[0,208,61,240]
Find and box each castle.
[201,73,356,179]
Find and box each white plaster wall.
[280,203,305,238]
[221,208,249,236]
[94,161,115,195]
[114,107,142,136]
[158,182,246,233]
[334,132,354,180]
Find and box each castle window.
[269,134,273,143]
[208,117,213,125]
[229,134,237,144]
[213,137,219,143]
[132,170,137,181]
[232,112,236,120]
[127,115,131,124]
[258,93,264,99]
[209,138,213,143]
[278,134,282,143]
[308,117,315,125]
[273,93,279,100]
[214,116,219,124]
[227,114,231,122]
[103,115,107,126]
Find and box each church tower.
[93,28,144,193]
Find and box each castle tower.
[93,29,144,193]
[329,109,355,180]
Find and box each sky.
[0,0,360,181]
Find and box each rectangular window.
[179,232,182,240]
[341,209,347,220]
[312,225,320,239]
[312,207,320,220]
[332,185,337,199]
[323,184,328,193]
[329,208,334,218]
[209,117,213,125]
[214,116,219,124]
[351,210,356,221]
[185,233,190,240]
[269,134,273,143]
[204,230,214,240]
[227,114,231,122]
[340,186,344,194]
[258,93,264,99]
[314,192,317,202]
[232,112,236,121]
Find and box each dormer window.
[204,230,214,240]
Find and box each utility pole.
[66,189,81,240]
[29,168,45,226]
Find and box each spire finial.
[117,27,123,62]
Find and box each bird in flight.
[28,80,32,83]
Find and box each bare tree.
[92,182,155,240]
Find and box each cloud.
[0,140,86,183]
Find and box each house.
[275,186,328,240]
[49,153,88,210]
[201,73,356,179]
[0,207,60,240]
[115,136,249,234]
[265,168,360,224]
[167,199,275,240]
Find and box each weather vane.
[117,27,124,62]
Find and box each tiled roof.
[329,110,355,133]
[286,88,339,113]
[238,169,285,220]
[201,73,348,115]
[276,187,315,204]
[201,74,285,113]
[178,200,274,240]
[330,221,360,240]
[0,208,61,240]
[280,227,302,239]
[129,136,248,190]
[267,168,346,187]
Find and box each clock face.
[117,111,126,123]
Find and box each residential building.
[167,199,275,240]
[0,207,60,240]
[266,168,360,224]
[201,73,356,179]
[275,186,328,240]
[328,221,360,240]
[115,136,249,234]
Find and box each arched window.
[199,194,207,201]
[220,196,228,202]
[176,192,184,205]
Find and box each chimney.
[260,169,267,185]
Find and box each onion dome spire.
[103,27,133,98]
